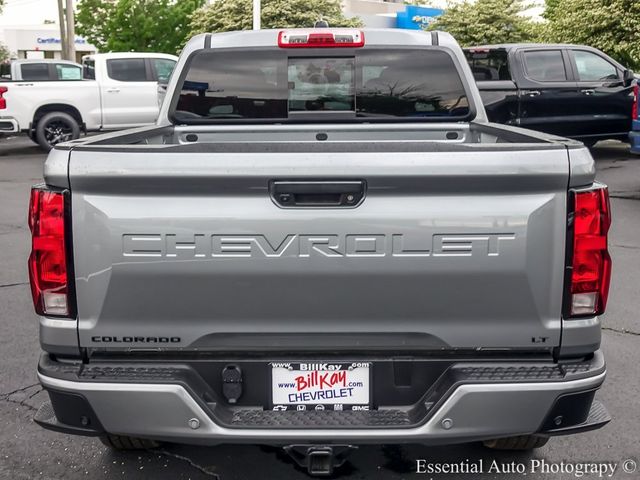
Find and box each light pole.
[253,0,261,30]
[56,0,68,60]
[65,0,76,62]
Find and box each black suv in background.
[465,44,636,146]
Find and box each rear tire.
[99,434,161,450]
[35,111,80,151]
[483,434,549,450]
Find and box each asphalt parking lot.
[0,135,639,480]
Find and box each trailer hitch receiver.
[283,444,357,476]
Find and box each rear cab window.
[83,58,96,80]
[0,62,11,80]
[464,49,511,81]
[171,48,472,123]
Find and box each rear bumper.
[36,352,608,445]
[0,117,19,133]
[629,122,640,154]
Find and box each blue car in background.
[630,81,640,153]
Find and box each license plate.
[271,362,370,411]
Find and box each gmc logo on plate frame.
[122,233,516,258]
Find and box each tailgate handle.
[270,180,366,208]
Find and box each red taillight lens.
[569,186,611,316]
[633,83,639,121]
[0,86,7,110]
[28,186,71,317]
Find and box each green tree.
[427,0,540,46]
[0,43,11,62]
[75,0,115,52]
[0,1,8,62]
[76,0,204,54]
[543,0,560,19]
[543,0,640,69]
[189,0,361,37]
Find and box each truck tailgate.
[69,144,569,351]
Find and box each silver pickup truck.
[30,28,612,476]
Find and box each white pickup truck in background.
[0,52,177,150]
[0,59,83,82]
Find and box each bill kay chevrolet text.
[30,28,612,476]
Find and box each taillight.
[633,83,638,121]
[567,185,611,317]
[278,29,365,48]
[28,186,72,317]
[0,86,7,110]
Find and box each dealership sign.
[37,37,88,45]
[396,5,444,30]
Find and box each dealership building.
[343,0,445,29]
[0,24,97,62]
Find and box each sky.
[0,0,544,27]
[0,0,73,26]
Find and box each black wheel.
[483,434,549,450]
[35,111,80,151]
[99,434,161,450]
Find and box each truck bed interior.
[60,122,578,152]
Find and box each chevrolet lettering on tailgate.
[122,233,516,258]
